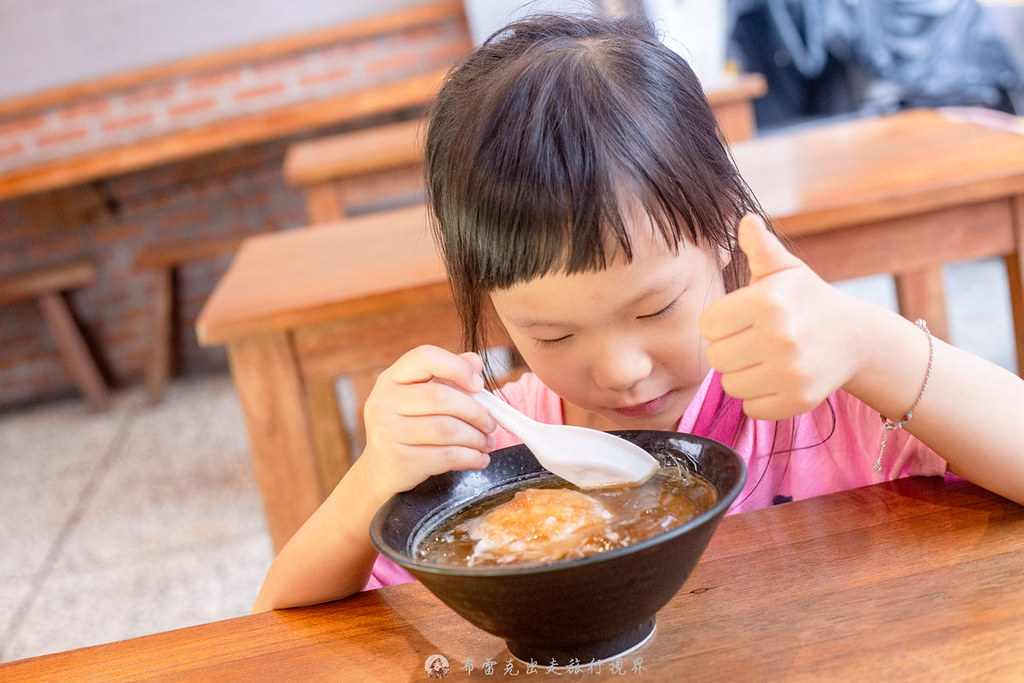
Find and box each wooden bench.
[284,118,427,223]
[134,237,246,402]
[0,262,110,410]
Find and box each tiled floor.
[0,257,1017,664]
[0,374,273,663]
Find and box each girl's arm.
[842,301,1024,503]
[252,346,495,612]
[701,215,1024,505]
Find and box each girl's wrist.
[838,292,874,394]
[347,452,395,515]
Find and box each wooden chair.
[134,236,246,402]
[0,262,110,410]
[284,118,426,224]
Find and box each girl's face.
[490,220,728,431]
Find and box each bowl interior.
[374,430,745,570]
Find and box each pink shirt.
[365,370,947,589]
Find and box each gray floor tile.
[0,579,33,647]
[0,390,136,486]
[0,374,274,664]
[3,535,272,662]
[0,475,90,584]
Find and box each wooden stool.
[0,262,110,410]
[135,236,245,402]
[284,118,426,224]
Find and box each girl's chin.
[603,411,681,433]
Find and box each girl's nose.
[590,341,653,392]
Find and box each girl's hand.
[699,214,864,420]
[360,345,496,502]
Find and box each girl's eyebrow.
[512,278,685,330]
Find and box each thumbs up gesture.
[699,214,862,420]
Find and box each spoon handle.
[472,389,537,439]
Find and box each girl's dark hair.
[425,12,770,358]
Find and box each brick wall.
[0,6,470,410]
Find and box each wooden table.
[4,477,1022,681]
[196,204,464,550]
[198,108,1024,552]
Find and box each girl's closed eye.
[535,333,573,347]
[639,296,680,321]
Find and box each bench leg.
[146,268,174,403]
[305,184,346,224]
[37,292,110,410]
[894,268,950,342]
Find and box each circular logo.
[425,654,450,679]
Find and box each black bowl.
[370,430,746,664]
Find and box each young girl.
[252,12,1024,612]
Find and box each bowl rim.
[371,431,748,578]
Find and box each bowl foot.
[506,617,655,667]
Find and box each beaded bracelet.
[873,319,934,473]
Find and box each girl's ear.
[716,239,734,271]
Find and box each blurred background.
[1,0,1021,663]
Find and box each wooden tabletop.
[195,203,447,345]
[3,476,1021,681]
[733,107,1024,236]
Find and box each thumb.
[738,214,803,283]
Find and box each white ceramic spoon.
[472,389,661,489]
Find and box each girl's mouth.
[612,391,672,418]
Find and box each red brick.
[36,128,89,147]
[0,115,47,136]
[365,53,419,75]
[189,70,244,91]
[167,97,219,117]
[428,41,472,62]
[0,141,26,159]
[124,84,177,104]
[102,112,155,132]
[93,222,144,244]
[389,24,445,43]
[320,42,374,62]
[232,82,287,101]
[159,207,211,230]
[27,234,84,260]
[254,55,309,74]
[299,68,353,87]
[61,100,113,120]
